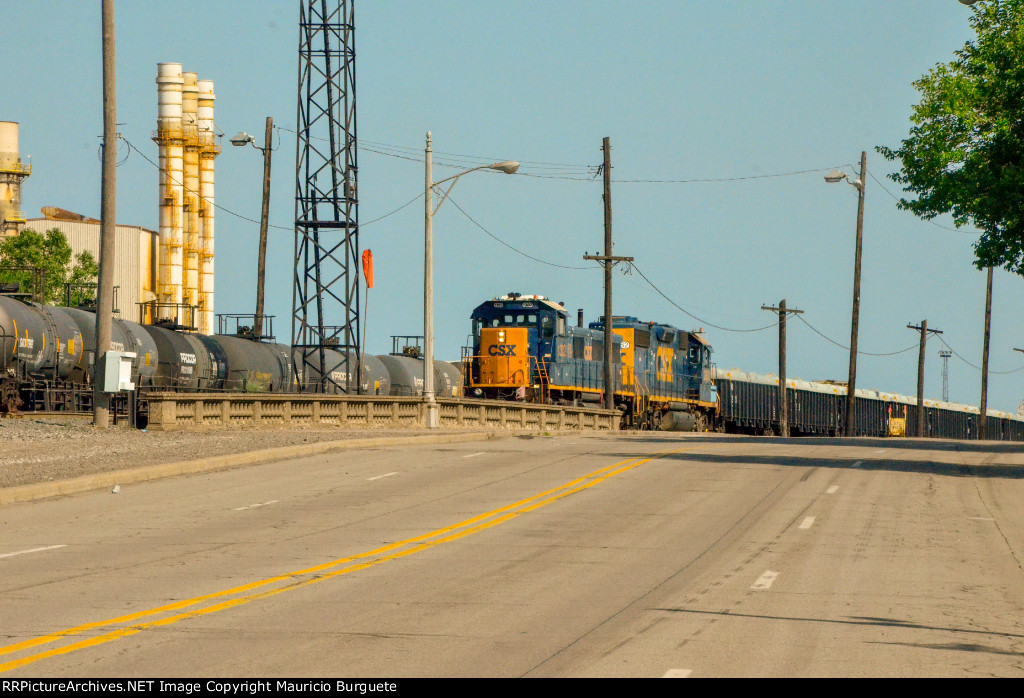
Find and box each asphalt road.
[2,432,1023,677]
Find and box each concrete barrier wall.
[146,393,619,432]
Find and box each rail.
[146,393,620,432]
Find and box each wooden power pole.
[94,0,117,428]
[761,300,803,437]
[583,137,632,411]
[907,320,942,437]
[979,266,993,439]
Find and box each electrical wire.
[794,315,920,356]
[446,195,592,270]
[937,335,1024,374]
[866,168,981,234]
[630,264,775,333]
[121,134,419,231]
[613,166,850,184]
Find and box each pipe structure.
[181,72,200,319]
[197,78,217,335]
[0,121,31,237]
[154,63,184,314]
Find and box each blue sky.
[5,1,1021,412]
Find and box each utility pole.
[939,349,951,402]
[907,320,942,437]
[583,137,632,411]
[979,266,994,439]
[94,0,117,428]
[254,116,273,340]
[846,152,867,437]
[761,300,803,437]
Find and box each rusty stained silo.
[196,78,218,335]
[154,63,185,316]
[153,64,219,331]
[0,121,31,237]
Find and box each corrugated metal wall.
[22,218,158,321]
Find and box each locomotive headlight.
[473,388,483,396]
[498,330,505,342]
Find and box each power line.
[121,135,418,231]
[937,335,1024,374]
[630,264,775,333]
[446,195,592,270]
[865,168,981,235]
[795,314,919,356]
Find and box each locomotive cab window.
[541,315,554,339]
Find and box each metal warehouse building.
[22,216,158,322]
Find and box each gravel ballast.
[0,416,473,490]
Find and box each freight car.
[714,368,1024,441]
[0,294,458,419]
[464,293,719,429]
[463,292,1024,441]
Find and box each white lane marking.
[826,485,839,494]
[799,516,816,529]
[366,472,399,481]
[852,461,862,468]
[0,545,67,560]
[875,449,887,454]
[462,452,486,459]
[233,500,279,511]
[969,517,995,521]
[751,570,779,590]
[663,669,693,678]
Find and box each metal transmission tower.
[293,0,361,392]
[939,350,951,402]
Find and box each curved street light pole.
[230,118,273,339]
[825,152,866,437]
[424,132,519,428]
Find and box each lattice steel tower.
[939,349,951,402]
[293,0,360,392]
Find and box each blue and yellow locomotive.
[465,293,720,430]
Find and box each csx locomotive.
[465,293,719,429]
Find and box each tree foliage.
[0,227,98,305]
[878,0,1024,273]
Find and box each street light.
[825,152,867,437]
[230,117,273,339]
[424,131,519,428]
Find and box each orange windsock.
[362,249,373,288]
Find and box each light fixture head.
[490,160,520,174]
[230,131,254,147]
[824,169,847,184]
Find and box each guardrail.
[145,393,619,432]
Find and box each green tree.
[878,0,1024,273]
[0,227,99,304]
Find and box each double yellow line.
[0,448,678,673]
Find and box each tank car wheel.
[0,377,21,416]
